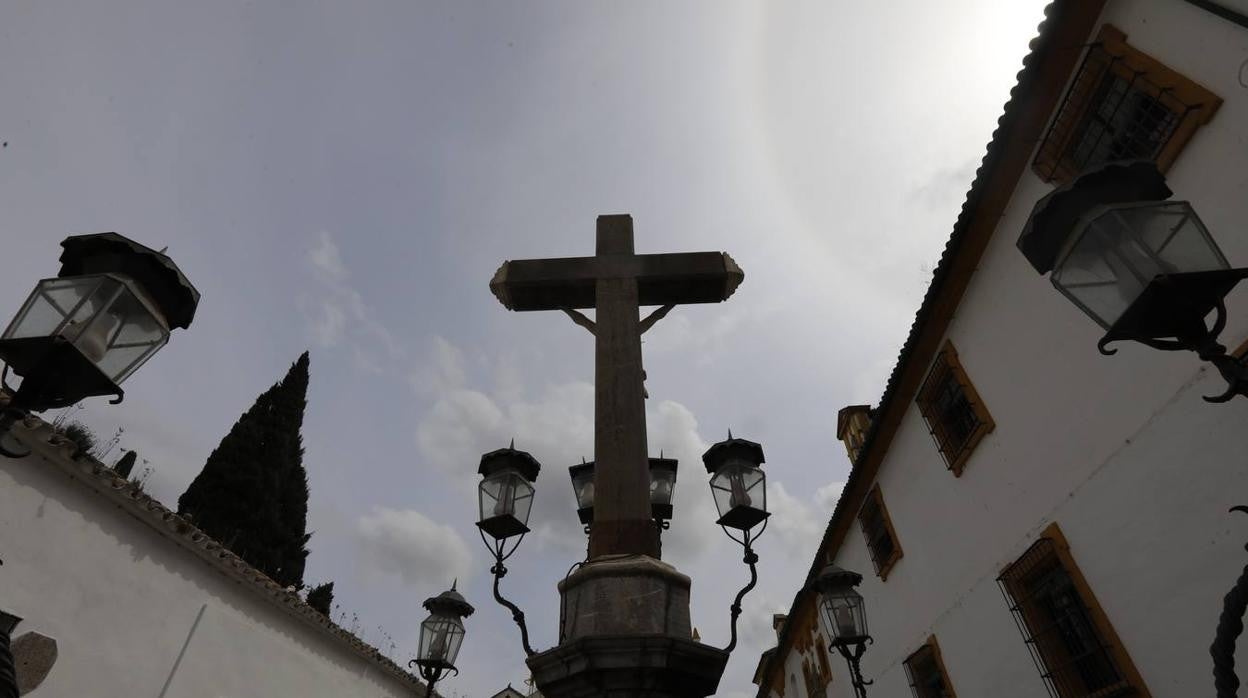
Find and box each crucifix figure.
[490,214,743,558]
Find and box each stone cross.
[490,214,743,558]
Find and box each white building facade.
[757,1,1248,696]
[0,413,428,697]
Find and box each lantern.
[702,435,769,531]
[649,456,678,523]
[0,233,198,412]
[416,583,474,671]
[811,564,869,647]
[476,443,540,540]
[568,460,595,526]
[1019,160,1248,342]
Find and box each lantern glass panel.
[2,275,170,385]
[418,613,466,667]
[4,276,109,341]
[478,470,534,529]
[819,587,869,644]
[1053,201,1228,328]
[650,468,676,507]
[710,461,766,521]
[571,469,595,510]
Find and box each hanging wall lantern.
[1018,160,1248,402]
[476,443,541,541]
[0,233,198,456]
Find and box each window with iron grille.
[997,524,1151,698]
[915,342,994,476]
[904,636,956,698]
[858,485,902,580]
[1033,23,1221,184]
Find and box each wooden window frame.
[904,635,958,698]
[915,341,994,476]
[857,484,903,580]
[997,523,1151,698]
[1032,23,1222,184]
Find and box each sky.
[0,2,1048,696]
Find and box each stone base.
[558,555,691,640]
[526,635,729,698]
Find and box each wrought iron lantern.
[703,434,769,533]
[476,442,540,541]
[649,455,677,525]
[410,582,474,698]
[1019,160,1248,402]
[0,233,198,457]
[568,460,595,527]
[812,564,872,698]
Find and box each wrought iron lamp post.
[1017,160,1248,402]
[703,434,771,653]
[812,564,872,698]
[410,583,474,698]
[0,233,199,456]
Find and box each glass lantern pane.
[650,471,676,506]
[572,472,595,509]
[478,471,535,528]
[2,277,106,340]
[710,462,766,519]
[822,590,868,641]
[419,615,466,666]
[87,282,170,383]
[1053,202,1229,329]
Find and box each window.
[915,342,994,476]
[904,636,956,698]
[858,485,902,580]
[1033,24,1221,184]
[998,523,1150,698]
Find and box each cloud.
[301,231,404,368]
[814,480,845,512]
[308,230,348,282]
[355,507,473,588]
[767,480,826,561]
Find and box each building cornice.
[756,0,1109,692]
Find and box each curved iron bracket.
[722,521,766,654]
[1212,506,1248,698]
[479,529,537,657]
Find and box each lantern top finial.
[58,232,200,329]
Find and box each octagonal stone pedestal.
[527,555,729,698]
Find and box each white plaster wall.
[0,450,419,698]
[819,1,1248,696]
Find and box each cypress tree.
[177,352,312,588]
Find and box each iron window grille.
[904,637,957,698]
[916,343,994,476]
[857,485,903,580]
[998,527,1149,698]
[1033,24,1222,184]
